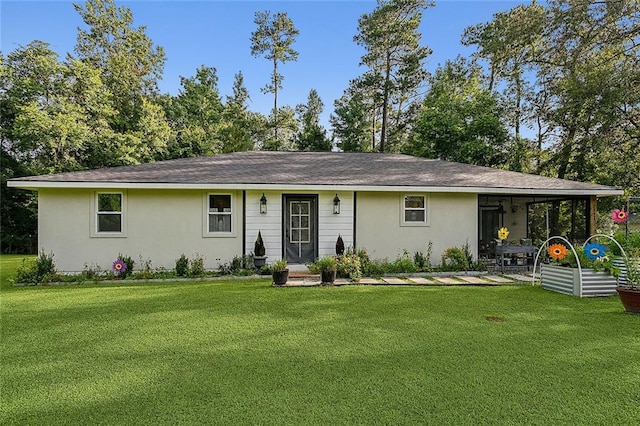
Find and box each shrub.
[424,241,434,272]
[337,253,361,281]
[176,254,189,277]
[218,255,254,276]
[414,251,426,270]
[15,258,39,285]
[15,250,56,285]
[362,259,386,277]
[81,263,103,281]
[136,256,155,279]
[116,254,134,278]
[441,247,470,271]
[387,250,417,273]
[190,253,205,277]
[254,231,266,257]
[336,235,345,256]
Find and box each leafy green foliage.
[254,231,266,257]
[354,0,433,152]
[116,254,135,279]
[272,259,288,272]
[405,57,509,166]
[250,10,299,144]
[313,256,337,272]
[175,254,189,277]
[14,250,56,285]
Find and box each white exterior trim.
[400,194,430,227]
[203,192,236,238]
[91,191,127,238]
[7,180,624,197]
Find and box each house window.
[403,195,427,225]
[208,194,232,233]
[96,193,123,233]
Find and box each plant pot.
[321,269,336,284]
[272,269,289,286]
[253,256,267,268]
[616,286,640,314]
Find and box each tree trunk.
[272,58,279,143]
[380,55,391,153]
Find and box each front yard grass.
[1,256,639,425]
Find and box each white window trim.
[203,192,236,237]
[91,191,127,238]
[400,194,430,227]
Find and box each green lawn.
[1,256,639,425]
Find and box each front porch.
[478,194,598,270]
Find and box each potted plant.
[316,256,337,284]
[616,248,640,314]
[253,231,267,268]
[272,259,289,286]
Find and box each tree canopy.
[2,0,638,253]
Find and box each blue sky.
[1,0,533,127]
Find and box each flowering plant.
[611,209,628,224]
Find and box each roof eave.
[7,180,624,197]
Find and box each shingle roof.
[8,151,622,196]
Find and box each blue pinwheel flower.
[584,243,607,260]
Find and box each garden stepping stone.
[431,277,461,285]
[484,275,514,283]
[504,274,533,283]
[382,277,408,285]
[456,276,490,284]
[359,278,381,285]
[407,277,433,285]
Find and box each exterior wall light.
[333,194,341,215]
[260,193,267,214]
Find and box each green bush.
[218,255,254,276]
[337,253,361,281]
[441,247,470,271]
[387,250,417,273]
[115,254,134,278]
[362,259,386,277]
[176,254,189,277]
[254,231,266,257]
[190,253,205,277]
[15,250,56,285]
[81,263,103,281]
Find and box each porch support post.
[589,196,598,236]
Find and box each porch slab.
[483,275,514,283]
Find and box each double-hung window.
[208,194,232,233]
[96,192,123,234]
[402,195,428,225]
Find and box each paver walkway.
[278,273,533,287]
